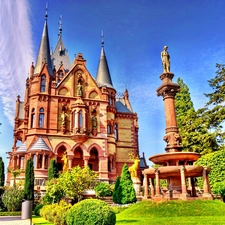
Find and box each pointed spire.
[58,15,63,39]
[96,31,114,88]
[51,15,71,73]
[34,5,53,76]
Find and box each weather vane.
[101,30,104,47]
[45,2,48,20]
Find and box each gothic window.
[107,124,111,134]
[39,108,44,128]
[114,124,118,141]
[37,155,43,169]
[40,75,46,92]
[33,154,37,168]
[79,110,83,128]
[109,96,113,105]
[31,108,35,128]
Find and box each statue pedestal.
[132,177,141,196]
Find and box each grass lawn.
[116,200,225,225]
[32,200,225,225]
[32,216,54,225]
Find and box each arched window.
[31,108,35,128]
[39,108,44,128]
[107,124,111,134]
[79,110,83,128]
[40,75,46,92]
[114,124,118,141]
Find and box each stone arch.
[87,143,104,157]
[58,87,70,96]
[54,142,72,171]
[87,143,103,172]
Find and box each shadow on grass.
[117,220,139,223]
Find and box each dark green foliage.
[34,203,44,216]
[120,164,136,204]
[202,64,225,147]
[48,158,58,180]
[24,158,34,200]
[2,186,24,211]
[67,199,116,225]
[196,150,225,189]
[40,200,72,225]
[95,182,114,197]
[0,157,5,188]
[113,176,122,204]
[175,78,218,154]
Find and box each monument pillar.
[155,169,161,197]
[143,174,149,199]
[202,167,213,199]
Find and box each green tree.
[175,78,218,154]
[113,176,122,204]
[24,158,34,200]
[120,164,136,204]
[2,186,24,211]
[202,63,225,147]
[45,166,97,203]
[0,157,4,194]
[48,158,58,180]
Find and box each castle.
[6,12,148,189]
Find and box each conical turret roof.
[52,36,71,72]
[96,46,113,88]
[34,19,53,76]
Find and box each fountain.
[142,46,212,200]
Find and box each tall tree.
[0,157,4,187]
[202,63,225,147]
[48,158,58,180]
[175,78,218,154]
[112,176,122,204]
[24,158,34,200]
[120,164,136,204]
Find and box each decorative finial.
[101,30,104,47]
[58,15,63,38]
[45,2,48,20]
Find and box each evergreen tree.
[112,176,122,204]
[0,157,4,187]
[0,157,4,196]
[175,78,218,154]
[202,63,225,147]
[120,164,136,204]
[48,158,58,180]
[24,158,34,200]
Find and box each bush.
[40,200,72,225]
[67,199,116,225]
[213,181,225,202]
[34,203,44,216]
[94,182,114,197]
[2,186,24,211]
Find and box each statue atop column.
[161,46,170,73]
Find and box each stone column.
[83,156,89,167]
[35,153,38,169]
[42,154,45,169]
[202,167,212,198]
[155,169,161,197]
[68,157,73,169]
[191,177,197,197]
[16,156,20,168]
[180,166,188,199]
[150,178,155,197]
[83,110,86,130]
[143,174,149,199]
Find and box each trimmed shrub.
[120,164,137,204]
[48,158,59,180]
[2,186,24,211]
[94,182,114,197]
[34,203,44,216]
[67,199,116,225]
[24,158,34,200]
[213,181,225,202]
[113,176,122,204]
[40,200,72,225]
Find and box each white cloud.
[0,0,34,126]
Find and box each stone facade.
[6,15,147,189]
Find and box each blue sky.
[1,0,225,167]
